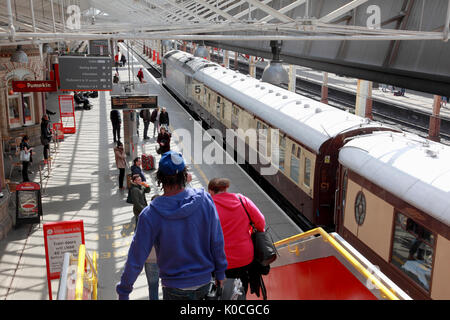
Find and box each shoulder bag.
[20,150,30,162]
[238,196,277,266]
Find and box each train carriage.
[162,50,398,229]
[336,131,450,299]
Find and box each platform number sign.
[66,5,81,30]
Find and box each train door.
[316,158,336,230]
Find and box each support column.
[428,95,442,142]
[355,80,373,119]
[288,65,297,92]
[223,50,229,68]
[249,56,256,78]
[321,72,329,104]
[123,110,138,158]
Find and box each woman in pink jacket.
[208,177,265,298]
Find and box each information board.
[111,95,158,110]
[89,40,109,55]
[43,220,85,300]
[15,182,43,227]
[58,56,112,91]
[58,95,76,134]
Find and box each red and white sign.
[12,80,57,92]
[58,95,76,134]
[53,122,64,140]
[43,220,85,300]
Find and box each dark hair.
[22,135,29,142]
[132,174,141,182]
[156,167,188,189]
[208,178,230,194]
[133,157,140,165]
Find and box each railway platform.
[0,45,301,300]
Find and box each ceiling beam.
[318,0,369,23]
[244,0,294,23]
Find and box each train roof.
[194,65,390,153]
[339,131,450,227]
[164,50,217,74]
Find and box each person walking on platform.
[140,109,151,140]
[442,96,448,107]
[19,135,33,182]
[208,177,267,299]
[129,174,150,226]
[151,106,160,138]
[116,151,227,300]
[131,157,146,182]
[120,53,127,67]
[40,114,52,164]
[114,141,127,190]
[113,72,119,84]
[110,109,121,143]
[159,107,169,129]
[137,68,145,83]
[156,126,171,155]
[114,52,120,73]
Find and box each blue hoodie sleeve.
[205,192,228,281]
[116,209,154,299]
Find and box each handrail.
[75,244,98,300]
[274,227,400,300]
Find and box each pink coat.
[212,192,265,269]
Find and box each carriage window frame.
[6,78,35,128]
[290,144,300,184]
[354,191,366,226]
[257,121,268,157]
[303,156,311,187]
[390,212,435,292]
[279,135,286,172]
[231,104,239,128]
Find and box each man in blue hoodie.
[116,151,227,300]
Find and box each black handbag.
[238,196,277,266]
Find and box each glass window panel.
[23,95,33,125]
[391,213,434,291]
[304,157,311,187]
[290,155,300,183]
[8,97,21,127]
[279,136,286,172]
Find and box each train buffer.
[248,228,411,300]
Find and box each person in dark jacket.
[120,53,127,67]
[40,114,52,162]
[159,107,169,128]
[129,174,150,226]
[113,72,120,84]
[131,157,146,182]
[110,109,121,143]
[157,126,171,154]
[140,109,151,140]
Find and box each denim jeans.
[144,262,160,300]
[162,283,210,300]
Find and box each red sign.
[53,123,64,140]
[58,95,76,134]
[12,80,57,92]
[43,220,85,300]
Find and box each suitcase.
[141,154,154,171]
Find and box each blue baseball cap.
[158,151,186,175]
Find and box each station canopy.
[1,0,450,45]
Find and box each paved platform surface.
[0,44,301,300]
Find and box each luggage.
[141,154,154,171]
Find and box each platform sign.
[43,220,85,300]
[12,80,57,92]
[58,95,76,134]
[111,95,158,110]
[58,55,112,91]
[15,182,43,227]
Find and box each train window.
[354,191,366,226]
[304,157,311,187]
[391,213,434,292]
[257,122,268,157]
[290,145,300,183]
[279,135,286,172]
[232,105,239,128]
[342,170,348,215]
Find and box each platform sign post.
[58,95,76,134]
[43,220,85,300]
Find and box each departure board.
[111,95,158,110]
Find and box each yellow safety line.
[275,227,400,300]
